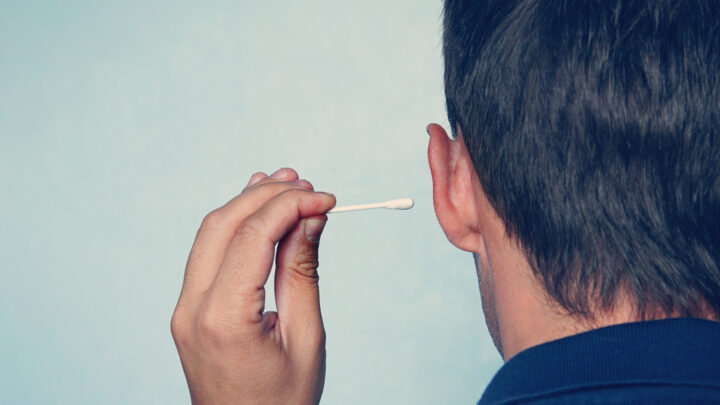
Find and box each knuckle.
[247,181,294,200]
[312,328,327,350]
[294,179,314,190]
[170,310,190,346]
[279,187,306,200]
[236,216,265,239]
[196,309,235,348]
[289,260,320,280]
[200,209,226,232]
[246,172,268,187]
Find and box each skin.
[426,123,645,360]
[171,168,335,404]
[171,124,647,403]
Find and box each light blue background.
[0,1,503,403]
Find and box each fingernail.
[305,219,327,243]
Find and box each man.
[171,0,720,403]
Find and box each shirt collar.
[479,318,720,405]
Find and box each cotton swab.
[327,198,414,214]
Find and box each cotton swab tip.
[383,198,414,210]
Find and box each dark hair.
[442,0,720,319]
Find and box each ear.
[427,123,484,253]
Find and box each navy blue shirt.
[479,318,720,404]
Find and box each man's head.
[429,0,720,356]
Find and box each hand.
[171,168,336,405]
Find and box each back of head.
[442,0,720,320]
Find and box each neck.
[495,282,639,361]
[483,234,643,361]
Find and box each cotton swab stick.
[327,198,414,214]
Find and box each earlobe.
[427,123,484,253]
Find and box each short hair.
[442,0,720,319]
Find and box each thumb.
[274,215,328,345]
